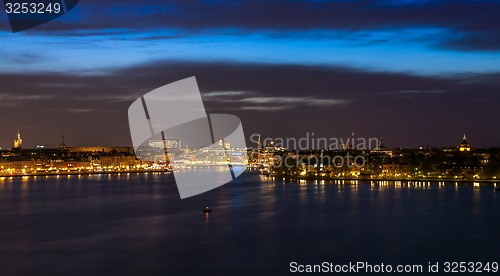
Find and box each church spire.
[459,133,471,152]
[60,132,66,148]
[13,129,23,149]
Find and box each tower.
[13,130,22,149]
[459,134,471,152]
[60,132,66,148]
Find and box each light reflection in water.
[260,178,500,193]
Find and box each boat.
[202,206,212,213]
[495,188,500,192]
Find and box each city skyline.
[1,129,498,181]
[1,1,500,148]
[0,128,492,151]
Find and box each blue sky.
[2,0,500,75]
[2,24,500,75]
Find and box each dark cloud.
[0,60,499,149]
[2,0,499,51]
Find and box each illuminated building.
[66,146,134,154]
[372,138,393,157]
[381,163,409,177]
[148,139,181,149]
[458,134,471,152]
[13,130,22,149]
[218,139,230,149]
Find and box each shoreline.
[0,169,171,178]
[1,170,497,184]
[261,175,499,183]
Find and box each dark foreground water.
[0,172,499,275]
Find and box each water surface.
[0,173,498,275]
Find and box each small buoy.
[202,206,212,213]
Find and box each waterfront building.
[0,158,36,174]
[381,163,409,177]
[99,155,138,169]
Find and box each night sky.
[1,0,500,149]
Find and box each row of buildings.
[2,131,498,180]
[1,131,145,175]
[0,131,245,176]
[1,148,142,175]
[251,134,499,180]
